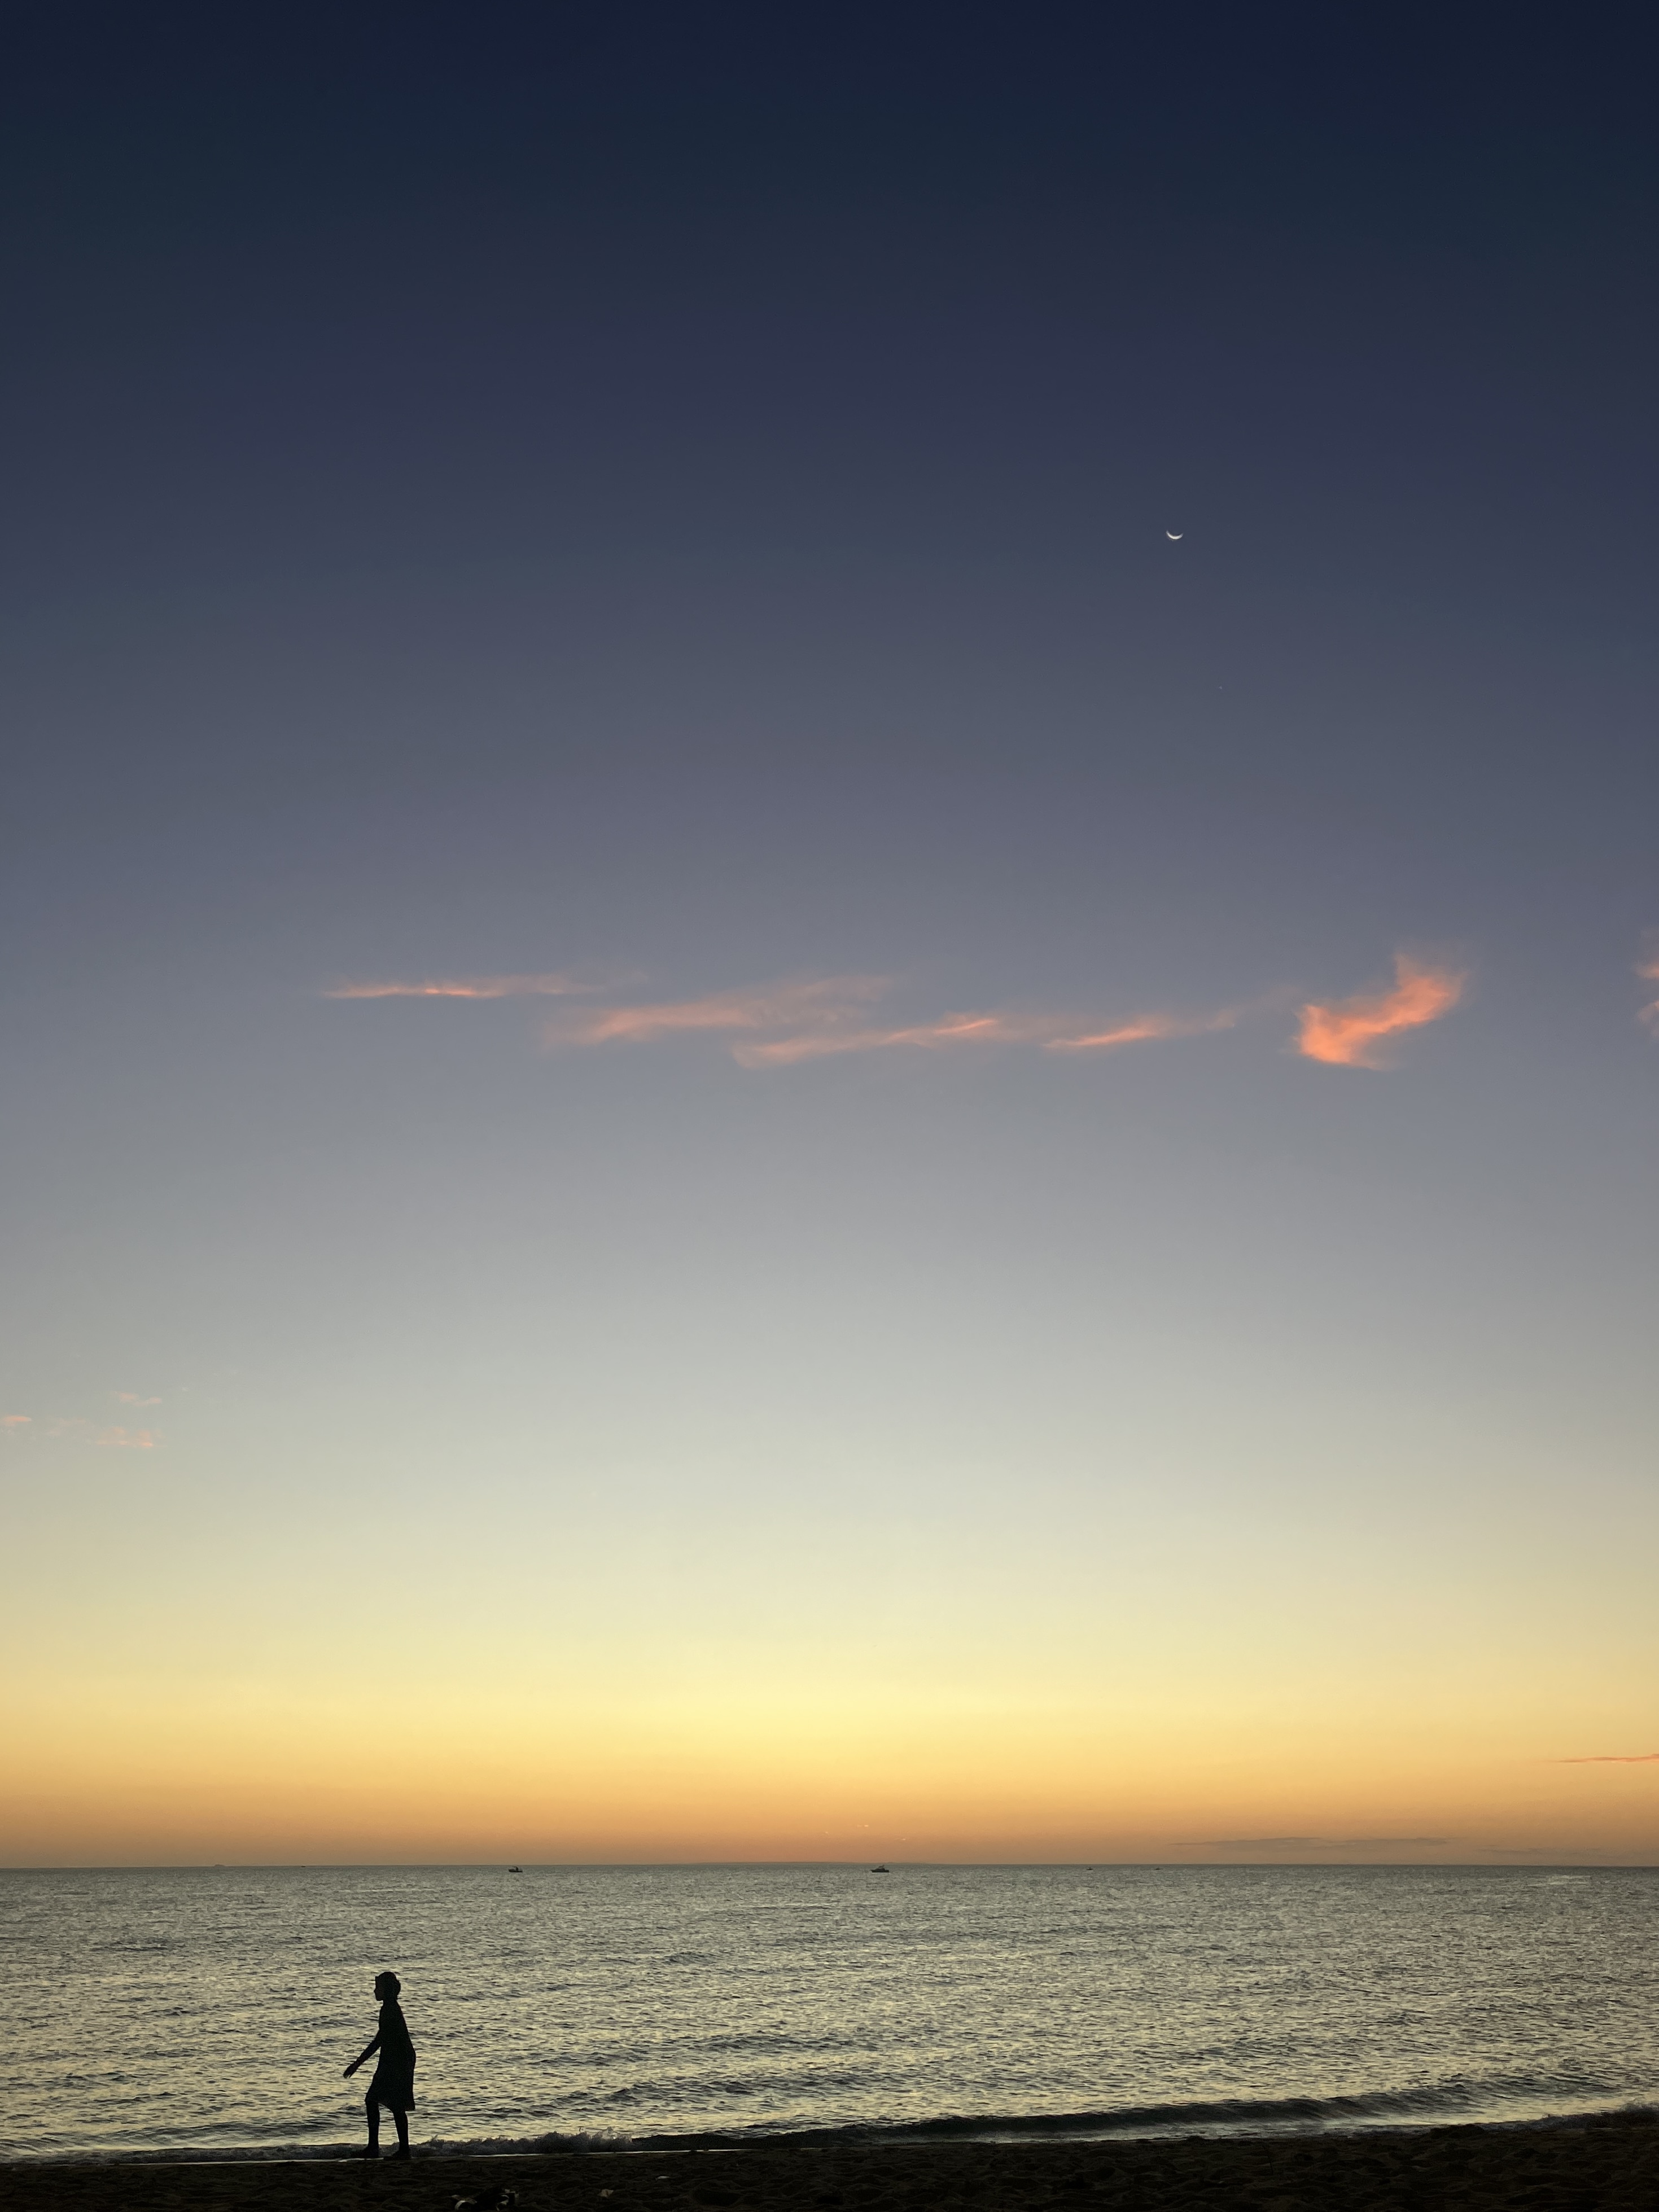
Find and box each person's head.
[374,1971,401,2001]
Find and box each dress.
[366,1998,417,2112]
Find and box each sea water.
[3,1864,1657,2160]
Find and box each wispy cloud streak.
[338,963,1250,1063]
[548,977,891,1050]
[1205,1835,1450,1847]
[734,1003,1249,1066]
[1297,954,1466,1068]
[326,973,599,1000]
[331,953,1472,1073]
[1555,1752,1659,1763]
[4,1413,160,1447]
[734,1007,1065,1067]
[1046,1006,1247,1053]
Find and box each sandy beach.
[6,2114,1659,2212]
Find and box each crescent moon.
[1166,530,1183,540]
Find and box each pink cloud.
[3,1414,30,1429]
[325,973,597,1000]
[1556,1752,1659,1764]
[115,1391,161,1408]
[1296,954,1467,1068]
[97,1426,159,1449]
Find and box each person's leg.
[391,2108,410,2157]
[364,2091,381,2155]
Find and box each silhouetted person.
[344,1970,417,2159]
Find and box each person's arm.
[343,2026,383,2079]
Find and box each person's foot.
[388,2147,412,2161]
[358,2148,380,2160]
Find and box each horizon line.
[6,1855,1654,1872]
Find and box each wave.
[0,2131,632,2167]
[648,2082,1642,2147]
[10,2090,1656,2166]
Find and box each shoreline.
[8,2095,1658,2165]
[4,2110,1659,2211]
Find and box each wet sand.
[5,2113,1659,2212]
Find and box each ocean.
[3,1864,1657,2161]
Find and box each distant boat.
[869,1864,890,1873]
[507,1865,523,1873]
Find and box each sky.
[2,1,1657,1865]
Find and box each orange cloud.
[733,1009,1061,1066]
[547,976,892,1049]
[736,1004,1249,1065]
[1296,954,1466,1069]
[336,967,1252,1064]
[540,980,1254,1067]
[332,958,1467,1074]
[325,973,597,1000]
[1047,1006,1247,1052]
[115,1392,161,1408]
[1556,1752,1659,1764]
[96,1426,159,1449]
[3,1414,30,1429]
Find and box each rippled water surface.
[4,1864,1658,2158]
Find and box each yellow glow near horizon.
[9,1632,1659,1863]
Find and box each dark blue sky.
[7,1,1654,978]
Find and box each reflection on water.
[3,1864,1658,2157]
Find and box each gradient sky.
[3,2,1657,1865]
